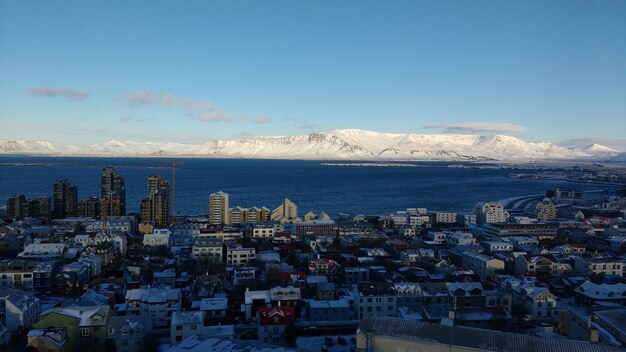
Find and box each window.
[121,327,129,335]
[81,328,89,337]
[191,324,197,330]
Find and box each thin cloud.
[423,121,527,134]
[120,115,155,122]
[254,115,272,124]
[291,118,316,129]
[24,87,90,101]
[117,91,240,122]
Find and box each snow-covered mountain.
[0,129,621,162]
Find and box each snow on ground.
[296,335,355,352]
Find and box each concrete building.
[209,191,230,225]
[514,254,562,278]
[445,232,476,248]
[100,167,126,217]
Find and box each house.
[225,247,255,266]
[170,311,203,346]
[514,254,562,278]
[306,300,352,322]
[512,284,557,319]
[0,259,36,291]
[445,232,476,248]
[574,257,623,278]
[108,315,152,352]
[269,285,301,311]
[257,306,295,346]
[394,283,423,312]
[446,282,485,309]
[0,288,39,333]
[192,238,223,262]
[243,289,270,322]
[462,251,505,280]
[353,283,397,320]
[191,298,228,325]
[124,288,182,328]
[573,281,626,306]
[142,229,172,248]
[27,328,68,352]
[316,282,335,300]
[344,267,369,285]
[33,306,112,352]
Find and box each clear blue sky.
[1,1,625,146]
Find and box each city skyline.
[1,1,625,148]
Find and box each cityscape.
[1,1,626,352]
[0,162,625,352]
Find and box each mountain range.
[0,129,623,162]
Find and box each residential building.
[5,194,28,220]
[344,267,370,285]
[143,175,169,227]
[107,315,152,352]
[250,223,277,239]
[26,328,68,352]
[0,259,36,291]
[475,202,510,226]
[462,251,505,280]
[125,288,182,328]
[574,257,623,277]
[226,247,255,266]
[574,281,626,306]
[445,232,476,248]
[257,306,295,346]
[53,179,78,219]
[514,254,562,278]
[512,284,557,319]
[270,285,301,310]
[209,191,230,225]
[307,300,352,322]
[353,283,397,320]
[100,167,126,217]
[483,223,558,239]
[536,198,557,221]
[33,306,112,352]
[28,197,52,224]
[192,238,223,263]
[191,298,228,324]
[76,197,101,218]
[142,229,172,248]
[170,311,203,346]
[0,288,39,333]
[271,198,298,223]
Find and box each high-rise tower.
[209,191,229,225]
[53,179,77,219]
[101,167,126,217]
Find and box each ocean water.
[0,156,613,216]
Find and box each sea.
[0,156,615,217]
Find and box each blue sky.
[1,1,625,146]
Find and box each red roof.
[258,306,296,325]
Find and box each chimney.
[448,309,455,321]
[590,328,599,343]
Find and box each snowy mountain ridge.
[0,129,621,162]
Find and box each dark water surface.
[0,156,611,216]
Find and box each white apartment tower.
[209,191,230,225]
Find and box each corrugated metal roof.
[358,317,624,352]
